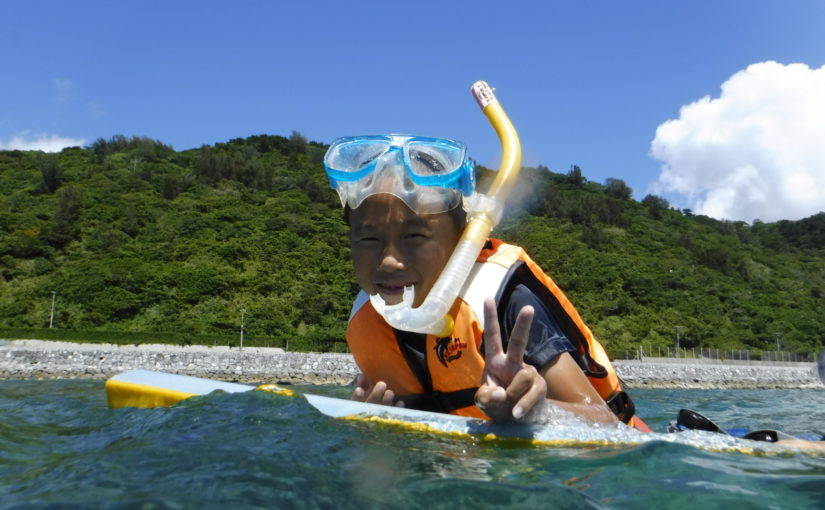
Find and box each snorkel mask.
[326,81,522,336]
[324,134,476,214]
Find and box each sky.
[3,0,825,223]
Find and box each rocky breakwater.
[615,358,823,389]
[0,340,359,385]
[2,340,823,389]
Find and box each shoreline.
[1,339,358,385]
[2,339,822,389]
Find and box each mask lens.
[327,137,390,172]
[406,140,464,177]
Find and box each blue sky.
[3,1,825,222]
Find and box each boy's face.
[349,194,463,307]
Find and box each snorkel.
[370,80,522,335]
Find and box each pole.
[675,326,681,357]
[240,308,245,351]
[49,291,56,328]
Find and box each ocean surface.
[1,380,824,509]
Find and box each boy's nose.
[378,243,406,271]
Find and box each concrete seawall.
[2,340,822,389]
[1,340,358,385]
[614,360,821,389]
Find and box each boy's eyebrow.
[351,215,432,232]
[350,223,375,236]
[402,216,430,228]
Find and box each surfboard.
[105,369,639,446]
[104,370,823,452]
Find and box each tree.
[566,165,585,186]
[195,146,231,184]
[605,178,632,200]
[161,176,179,200]
[288,130,307,154]
[47,185,83,247]
[642,194,670,219]
[38,154,62,193]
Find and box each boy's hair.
[344,203,467,230]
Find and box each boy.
[325,134,647,429]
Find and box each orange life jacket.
[347,239,650,431]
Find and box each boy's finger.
[506,305,534,364]
[482,297,504,358]
[352,386,366,401]
[355,372,372,391]
[506,368,546,420]
[366,381,388,404]
[503,367,535,402]
[352,373,372,401]
[475,385,511,423]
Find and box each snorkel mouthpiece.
[370,81,522,335]
[369,285,415,316]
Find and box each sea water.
[1,380,824,509]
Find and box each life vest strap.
[605,390,636,424]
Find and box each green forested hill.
[1,134,823,356]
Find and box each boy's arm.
[475,298,617,424]
[538,352,617,423]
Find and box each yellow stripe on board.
[339,414,766,454]
[105,378,197,408]
[255,384,297,397]
[340,414,627,448]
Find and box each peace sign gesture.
[474,297,548,422]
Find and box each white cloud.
[0,134,86,152]
[86,100,108,118]
[650,61,825,223]
[53,78,75,102]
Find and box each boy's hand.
[475,297,547,422]
[352,373,403,407]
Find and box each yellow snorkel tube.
[370,80,522,335]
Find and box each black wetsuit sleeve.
[498,283,577,370]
